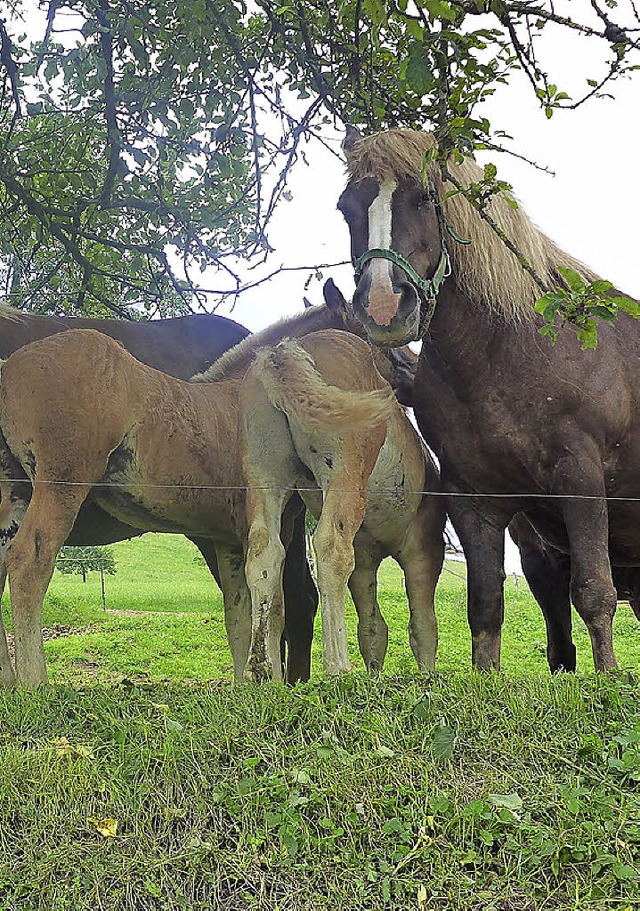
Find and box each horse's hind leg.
[396,499,444,672]
[0,484,29,688]
[215,544,252,683]
[244,485,291,683]
[348,546,387,673]
[313,474,370,676]
[8,482,92,688]
[0,564,14,688]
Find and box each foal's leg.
[347,545,387,673]
[244,485,291,683]
[8,482,92,688]
[0,564,14,688]
[396,500,445,672]
[0,485,29,688]
[313,473,369,676]
[215,544,252,682]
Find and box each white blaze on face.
[365,178,402,326]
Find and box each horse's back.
[298,329,389,393]
[0,308,249,378]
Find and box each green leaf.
[488,792,523,811]
[362,0,388,26]
[615,296,640,317]
[577,326,598,349]
[424,0,457,21]
[558,266,586,294]
[431,724,455,761]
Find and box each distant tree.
[56,545,116,583]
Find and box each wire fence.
[2,476,640,503]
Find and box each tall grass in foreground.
[0,674,638,909]
[0,534,638,909]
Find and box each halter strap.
[353,245,451,303]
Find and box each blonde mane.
[345,129,598,322]
[0,303,29,322]
[192,305,341,382]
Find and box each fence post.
[100,563,107,611]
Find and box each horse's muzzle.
[352,269,422,347]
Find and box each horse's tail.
[251,338,395,432]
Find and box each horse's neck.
[204,306,343,381]
[425,286,506,381]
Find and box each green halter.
[353,245,451,302]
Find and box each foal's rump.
[249,330,395,433]
[0,329,140,486]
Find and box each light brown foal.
[242,329,445,681]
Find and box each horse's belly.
[94,435,245,540]
[359,439,423,550]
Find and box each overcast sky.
[217,34,640,331]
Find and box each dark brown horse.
[510,513,640,671]
[339,126,640,672]
[0,305,319,687]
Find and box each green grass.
[2,533,637,684]
[0,534,639,909]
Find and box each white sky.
[216,31,640,330]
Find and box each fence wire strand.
[2,477,640,503]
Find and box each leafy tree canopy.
[0,0,638,319]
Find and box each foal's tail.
[252,338,395,432]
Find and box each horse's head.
[338,126,450,346]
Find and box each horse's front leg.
[244,485,291,683]
[448,497,511,671]
[557,471,617,672]
[215,544,252,682]
[281,499,318,684]
[509,514,576,673]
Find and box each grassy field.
[0,533,639,909]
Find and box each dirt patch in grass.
[104,608,194,617]
[6,622,98,659]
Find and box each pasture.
[0,533,639,910]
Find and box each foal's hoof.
[324,660,352,677]
[242,659,281,684]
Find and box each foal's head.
[338,127,448,346]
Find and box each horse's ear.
[342,124,363,155]
[303,296,312,310]
[323,278,348,316]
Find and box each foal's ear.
[342,124,364,154]
[323,278,349,317]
